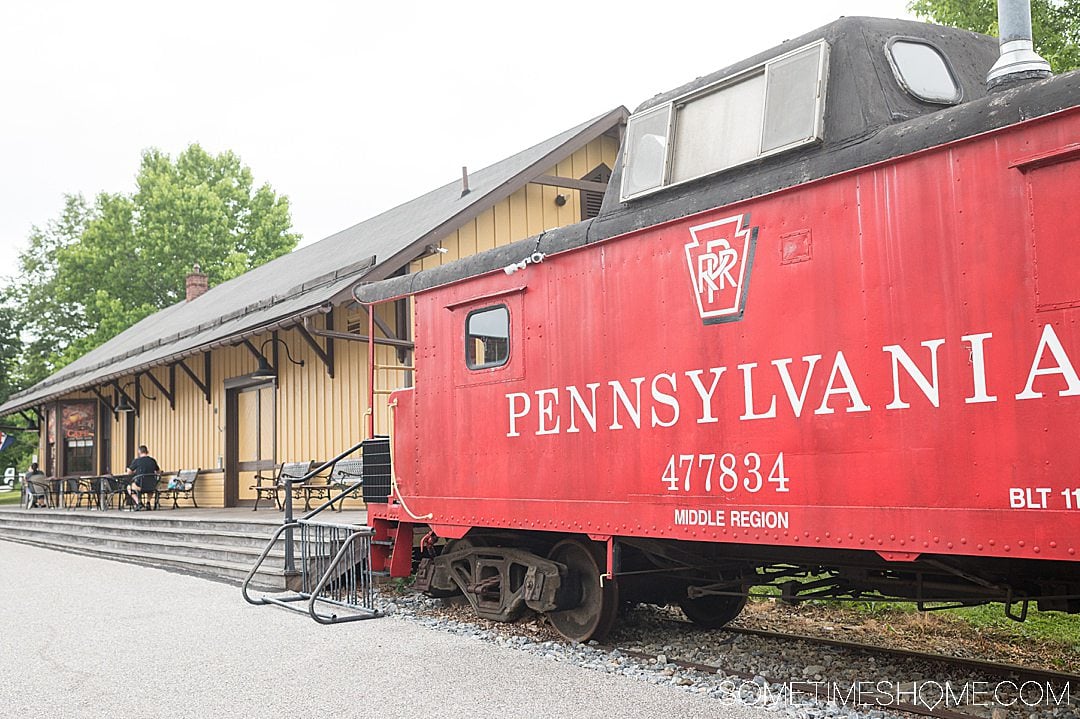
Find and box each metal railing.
[242,438,383,623]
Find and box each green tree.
[12,144,300,377]
[0,298,38,473]
[909,0,1080,73]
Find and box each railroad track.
[604,619,1077,719]
[724,626,1078,687]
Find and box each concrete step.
[0,510,295,590]
[0,514,283,549]
[0,522,287,566]
[0,534,288,590]
[0,508,282,535]
[0,509,367,593]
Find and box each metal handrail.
[280,437,368,573]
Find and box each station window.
[621,40,829,201]
[887,38,961,104]
[465,305,510,369]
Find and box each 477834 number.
[661,452,790,494]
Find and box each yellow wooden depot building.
[1,108,626,508]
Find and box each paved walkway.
[0,542,774,719]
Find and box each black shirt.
[128,455,160,479]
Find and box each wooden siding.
[45,303,400,508]
[411,135,620,272]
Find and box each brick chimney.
[185,263,209,302]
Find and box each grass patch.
[739,595,1080,670]
[0,484,22,506]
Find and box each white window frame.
[620,39,830,202]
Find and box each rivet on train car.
[909,536,915,542]
[868,534,875,540]
[794,536,800,542]
[1017,540,1025,547]
[899,540,905,546]
[1050,541,1058,548]
[933,537,940,543]
[1033,546,1040,553]
[977,544,984,550]
[1069,548,1076,555]
[889,534,896,540]
[960,538,967,544]
[825,532,831,538]
[815,536,821,543]
[859,539,865,545]
[989,540,995,546]
[947,542,954,549]
[877,539,883,545]
[1004,545,1011,551]
[847,533,853,539]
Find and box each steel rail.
[600,644,988,719]
[722,626,1079,686]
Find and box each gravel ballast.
[379,591,1079,719]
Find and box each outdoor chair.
[98,476,126,511]
[72,476,103,510]
[59,477,84,509]
[129,473,161,510]
[250,461,312,511]
[25,478,53,508]
[158,469,200,509]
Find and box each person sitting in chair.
[127,445,160,510]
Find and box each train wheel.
[678,593,747,629]
[546,539,619,642]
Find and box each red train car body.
[356,16,1080,640]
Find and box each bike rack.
[242,519,382,624]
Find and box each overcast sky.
[0,1,918,265]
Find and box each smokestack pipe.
[986,0,1051,91]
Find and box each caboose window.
[621,39,828,201]
[887,39,961,104]
[622,104,671,198]
[465,305,510,369]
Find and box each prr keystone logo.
[683,213,758,324]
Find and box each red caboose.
[357,15,1080,640]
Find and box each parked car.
[1,467,15,489]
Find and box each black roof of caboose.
[355,16,1080,303]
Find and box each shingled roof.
[1,106,628,415]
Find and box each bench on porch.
[158,469,200,509]
[250,461,313,511]
[298,458,363,512]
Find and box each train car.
[353,12,1080,641]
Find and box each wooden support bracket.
[89,386,115,418]
[142,368,175,409]
[295,323,334,379]
[175,353,212,404]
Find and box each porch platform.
[0,506,369,590]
